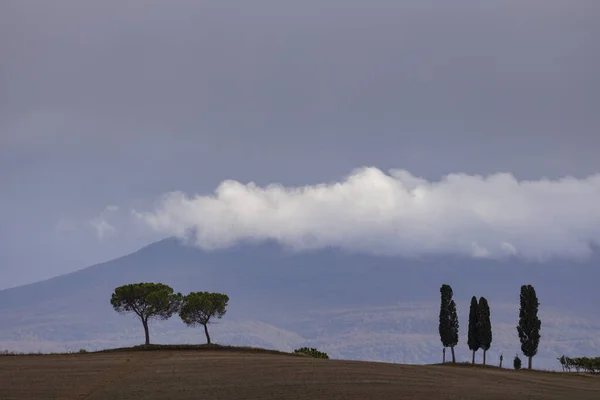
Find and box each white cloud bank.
[134,167,600,260]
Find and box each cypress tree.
[517,284,541,370]
[439,284,459,363]
[439,285,450,362]
[448,299,459,363]
[467,296,479,364]
[477,297,492,365]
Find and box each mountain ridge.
[0,237,598,369]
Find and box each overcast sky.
[1,0,599,289]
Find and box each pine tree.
[477,297,492,365]
[439,284,459,363]
[110,282,182,345]
[467,296,479,364]
[517,285,541,370]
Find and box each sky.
[1,0,599,289]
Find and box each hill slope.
[1,350,599,399]
[0,238,599,369]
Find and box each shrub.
[513,354,522,370]
[558,355,600,373]
[79,349,88,354]
[293,347,329,359]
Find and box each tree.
[110,282,182,345]
[513,354,522,370]
[447,299,459,363]
[517,284,541,369]
[477,297,492,365]
[467,296,479,364]
[179,292,229,344]
[439,284,459,363]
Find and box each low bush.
[293,347,329,359]
[513,354,522,370]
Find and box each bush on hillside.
[513,354,522,370]
[293,347,329,359]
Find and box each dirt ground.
[0,350,599,400]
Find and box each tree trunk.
[472,350,475,364]
[483,350,487,366]
[451,346,456,363]
[442,348,446,363]
[203,323,211,345]
[528,356,532,370]
[142,319,150,345]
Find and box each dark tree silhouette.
[477,297,492,365]
[179,292,229,344]
[467,296,479,364]
[517,284,541,369]
[110,282,182,345]
[439,284,459,363]
[514,354,522,370]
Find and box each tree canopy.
[467,296,479,364]
[477,297,492,365]
[439,284,459,363]
[517,284,541,369]
[179,292,229,344]
[110,282,182,345]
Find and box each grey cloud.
[1,0,599,288]
[3,0,598,142]
[88,205,121,240]
[89,218,116,240]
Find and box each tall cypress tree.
[467,296,479,364]
[477,297,492,365]
[517,285,541,370]
[439,284,450,362]
[439,284,459,363]
[448,298,459,363]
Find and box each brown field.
[1,348,599,400]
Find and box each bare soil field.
[0,349,599,400]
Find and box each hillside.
[0,238,599,369]
[1,349,599,399]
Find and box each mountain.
[1,237,598,369]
